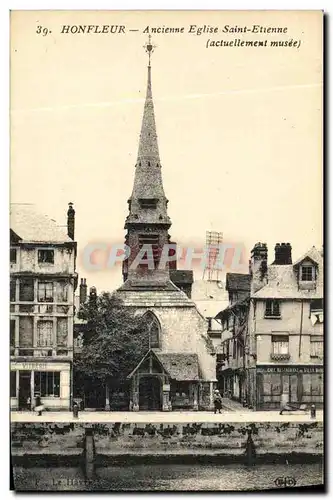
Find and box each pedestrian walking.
[279,391,290,415]
[213,389,223,414]
[34,393,44,416]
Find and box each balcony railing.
[11,347,72,357]
[270,353,290,361]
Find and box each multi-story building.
[215,274,251,402]
[216,242,324,410]
[10,203,77,410]
[247,242,324,410]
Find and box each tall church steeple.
[126,37,170,228]
[123,38,173,286]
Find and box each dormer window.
[139,198,157,209]
[301,264,314,281]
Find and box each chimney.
[79,278,87,304]
[273,242,292,265]
[89,286,97,306]
[250,242,268,294]
[67,202,75,240]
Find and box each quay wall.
[11,421,323,460]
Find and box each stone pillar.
[209,381,215,411]
[131,375,139,411]
[105,384,110,411]
[193,383,199,411]
[60,369,70,408]
[162,389,171,411]
[30,370,35,411]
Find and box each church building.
[113,39,217,411]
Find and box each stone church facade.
[113,43,216,411]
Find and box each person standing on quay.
[213,389,223,414]
[34,393,44,416]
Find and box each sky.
[10,10,323,293]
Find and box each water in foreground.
[13,462,324,491]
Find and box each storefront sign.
[257,366,322,374]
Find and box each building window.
[38,282,53,303]
[38,249,54,264]
[34,371,60,397]
[10,248,17,263]
[310,336,323,358]
[310,299,323,312]
[265,300,281,318]
[143,311,161,348]
[271,335,289,359]
[138,234,160,268]
[301,265,314,281]
[37,320,53,347]
[10,319,16,347]
[139,198,157,209]
[19,278,34,302]
[10,371,16,398]
[57,282,68,302]
[10,279,16,302]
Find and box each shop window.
[19,278,34,302]
[38,249,54,264]
[173,382,189,398]
[265,300,281,318]
[37,321,53,347]
[310,336,323,358]
[38,282,53,303]
[10,371,16,397]
[34,371,60,397]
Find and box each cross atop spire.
[143,35,156,67]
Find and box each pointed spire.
[126,37,171,227]
[137,38,160,163]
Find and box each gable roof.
[10,204,72,243]
[226,273,251,292]
[127,350,200,381]
[293,246,322,267]
[253,247,323,300]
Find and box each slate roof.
[253,247,323,300]
[170,269,194,284]
[127,350,201,381]
[155,352,200,381]
[10,204,72,243]
[226,273,251,292]
[215,297,250,320]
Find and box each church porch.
[127,350,212,412]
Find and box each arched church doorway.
[139,376,162,411]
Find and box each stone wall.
[11,421,323,459]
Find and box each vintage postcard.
[10,10,324,492]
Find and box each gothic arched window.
[143,311,161,349]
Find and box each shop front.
[10,361,71,411]
[256,365,323,410]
